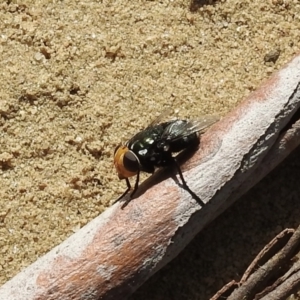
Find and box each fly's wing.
[161,115,219,142]
[147,107,176,128]
[124,107,175,146]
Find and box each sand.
[1,0,300,298]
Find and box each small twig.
[226,225,300,300]
[256,259,300,299]
[258,260,300,300]
[211,228,295,300]
[240,229,295,283]
[210,280,238,300]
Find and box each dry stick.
[240,229,295,284]
[256,260,300,299]
[210,280,238,300]
[211,229,295,300]
[260,269,300,300]
[227,225,300,300]
[1,56,300,300]
[258,259,300,300]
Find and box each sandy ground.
[1,0,300,298]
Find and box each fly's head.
[114,145,140,179]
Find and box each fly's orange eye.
[114,146,139,179]
[123,151,139,173]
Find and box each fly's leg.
[120,171,140,209]
[114,178,131,203]
[130,170,140,198]
[173,158,205,206]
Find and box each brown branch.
[257,260,300,300]
[210,280,238,300]
[240,229,295,284]
[258,260,300,300]
[213,225,300,300]
[1,56,300,300]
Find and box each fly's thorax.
[128,134,158,158]
[127,123,169,151]
[114,145,140,179]
[156,140,170,152]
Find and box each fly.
[114,111,217,206]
